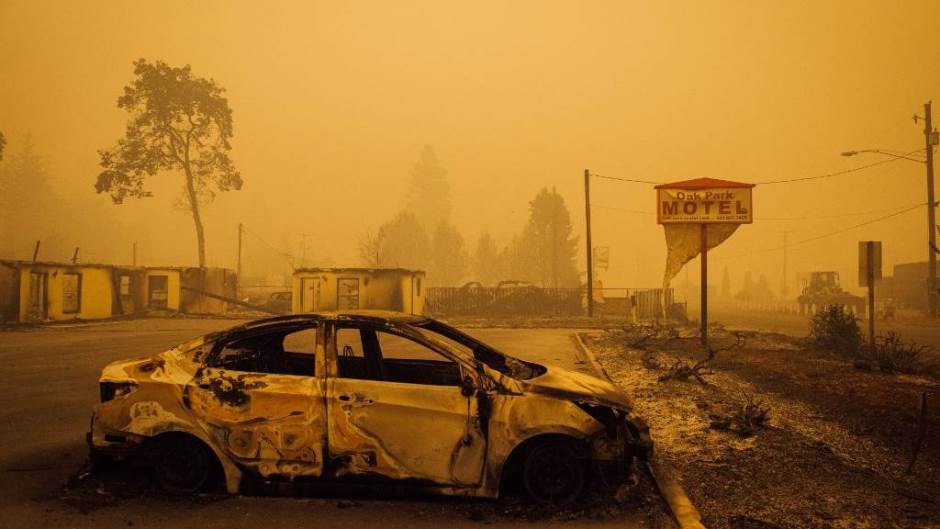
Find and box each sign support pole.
[237,222,243,297]
[700,223,708,346]
[585,169,594,317]
[867,241,876,350]
[654,178,753,342]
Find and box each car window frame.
[204,320,325,379]
[327,319,480,383]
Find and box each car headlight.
[100,381,138,402]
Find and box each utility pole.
[132,241,137,267]
[552,208,558,288]
[71,247,79,264]
[866,241,876,349]
[32,240,40,262]
[700,224,708,346]
[300,233,309,269]
[584,169,594,317]
[923,102,938,317]
[237,223,243,282]
[782,231,789,299]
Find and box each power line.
[591,173,659,184]
[589,148,925,187]
[241,225,295,263]
[591,204,654,215]
[713,202,927,260]
[754,149,922,185]
[783,202,925,247]
[756,205,920,220]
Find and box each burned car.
[89,311,651,504]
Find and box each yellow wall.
[144,269,181,311]
[17,269,30,322]
[17,265,114,321]
[292,270,426,314]
[400,273,426,315]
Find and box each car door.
[186,322,327,480]
[326,321,487,487]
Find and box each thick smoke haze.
[2,0,940,295]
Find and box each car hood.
[519,365,633,410]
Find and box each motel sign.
[656,178,754,224]
[655,177,755,346]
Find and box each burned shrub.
[641,350,661,370]
[659,358,712,384]
[708,392,770,437]
[867,332,934,375]
[621,321,679,350]
[734,392,770,436]
[809,305,861,356]
[658,333,745,385]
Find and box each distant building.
[291,267,425,315]
[889,261,928,311]
[0,260,235,323]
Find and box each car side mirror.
[460,375,475,397]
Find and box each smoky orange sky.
[3,0,940,295]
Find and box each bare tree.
[358,229,382,266]
[95,59,242,267]
[429,221,468,286]
[471,231,500,285]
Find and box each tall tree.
[0,137,63,257]
[518,187,580,287]
[404,145,451,234]
[756,273,776,300]
[357,229,382,266]
[429,221,468,286]
[374,211,430,270]
[95,59,242,267]
[720,267,732,299]
[735,271,755,301]
[471,231,500,285]
[501,233,535,283]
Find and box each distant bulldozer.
[797,271,865,315]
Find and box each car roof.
[240,310,429,330]
[329,309,430,324]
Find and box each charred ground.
[585,325,940,529]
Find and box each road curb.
[572,332,615,382]
[572,331,708,529]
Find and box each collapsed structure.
[0,260,236,323]
[291,267,425,315]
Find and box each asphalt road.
[0,318,648,529]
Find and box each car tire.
[88,447,113,471]
[153,435,213,494]
[521,439,586,505]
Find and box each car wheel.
[521,439,586,505]
[153,435,212,493]
[88,447,113,471]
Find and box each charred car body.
[89,311,651,503]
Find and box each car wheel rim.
[524,443,583,504]
[157,438,209,492]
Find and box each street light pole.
[923,102,937,317]
[843,102,938,316]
